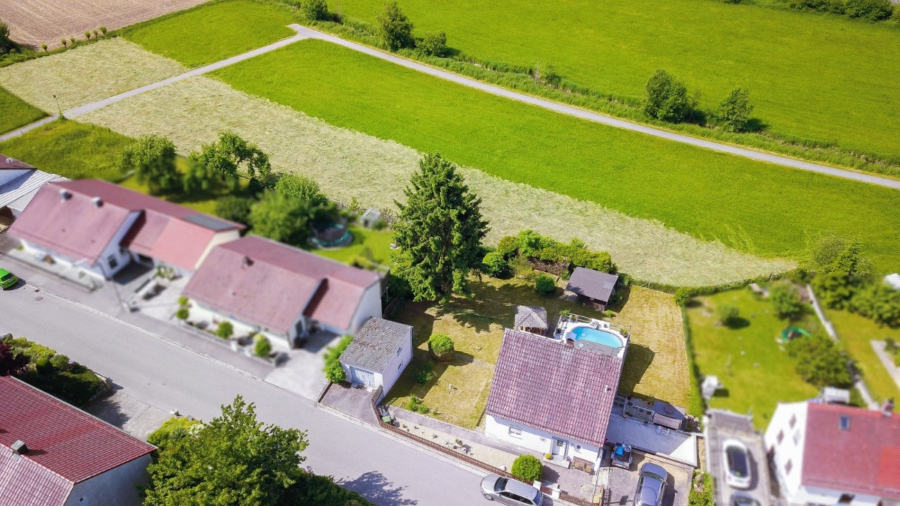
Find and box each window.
[785,459,793,475]
[789,414,797,428]
[575,444,582,451]
[396,347,402,356]
[838,494,855,504]
[108,255,118,269]
[776,430,784,444]
[839,415,851,431]
[509,426,522,438]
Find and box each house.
[0,376,156,506]
[339,317,412,397]
[565,267,619,310]
[515,305,549,336]
[485,328,624,468]
[181,235,382,347]
[764,400,900,506]
[9,180,243,280]
[0,155,64,230]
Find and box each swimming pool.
[569,326,624,348]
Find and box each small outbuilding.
[514,305,549,336]
[885,273,900,291]
[565,267,619,310]
[340,317,412,398]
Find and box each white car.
[722,439,752,489]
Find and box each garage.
[339,317,413,397]
[350,367,375,388]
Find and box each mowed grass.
[336,0,900,159]
[688,288,819,429]
[123,0,295,67]
[0,86,45,134]
[311,226,394,265]
[827,309,900,403]
[214,40,900,273]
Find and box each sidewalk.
[871,340,900,391]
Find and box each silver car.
[481,474,544,505]
[723,439,752,490]
[633,463,668,506]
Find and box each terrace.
[554,313,629,360]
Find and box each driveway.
[704,410,772,506]
[602,450,692,506]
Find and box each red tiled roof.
[182,236,379,334]
[0,155,35,170]
[0,446,73,506]
[802,403,900,499]
[486,329,623,447]
[0,376,155,487]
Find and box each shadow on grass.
[619,343,655,394]
[724,317,751,329]
[607,284,633,313]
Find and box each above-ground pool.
[569,326,624,348]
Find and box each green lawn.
[335,0,900,160]
[311,226,394,265]
[0,85,46,134]
[213,40,900,273]
[827,308,900,403]
[688,287,819,429]
[123,0,295,67]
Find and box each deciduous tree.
[644,69,692,123]
[717,87,754,132]
[189,131,272,192]
[770,284,804,320]
[119,134,182,196]
[377,2,414,51]
[250,190,314,246]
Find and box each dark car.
[731,492,761,506]
[481,474,543,505]
[633,463,668,506]
[611,443,633,469]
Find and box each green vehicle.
[0,268,18,290]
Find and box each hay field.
[0,39,185,113]
[79,75,793,286]
[0,0,209,49]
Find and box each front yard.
[385,276,690,429]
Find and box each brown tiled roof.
[565,267,618,303]
[486,329,623,447]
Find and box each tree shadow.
[83,381,130,429]
[743,117,768,133]
[619,344,655,393]
[338,471,418,505]
[724,317,750,329]
[607,284,632,313]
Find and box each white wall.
[379,326,412,395]
[485,415,602,463]
[21,240,107,281]
[189,301,290,347]
[99,211,141,278]
[64,454,151,506]
[194,230,241,270]
[348,282,383,334]
[764,402,807,503]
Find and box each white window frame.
[508,426,523,438]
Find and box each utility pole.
[52,94,63,119]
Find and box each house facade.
[340,317,413,398]
[764,400,900,506]
[0,376,156,506]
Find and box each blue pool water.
[570,326,623,348]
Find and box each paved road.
[0,283,488,506]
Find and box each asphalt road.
[0,283,488,506]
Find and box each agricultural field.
[0,86,45,134]
[123,0,296,67]
[827,309,900,403]
[213,40,900,274]
[335,0,900,161]
[0,0,209,49]
[78,74,792,285]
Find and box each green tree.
[418,31,447,57]
[377,1,414,51]
[250,190,314,246]
[850,282,900,328]
[274,174,329,207]
[303,0,329,20]
[535,274,556,295]
[215,195,256,227]
[770,284,804,320]
[428,334,455,360]
[143,396,309,505]
[787,335,852,388]
[717,87,754,132]
[844,0,892,20]
[393,153,489,302]
[644,69,692,123]
[190,131,272,191]
[511,455,542,483]
[481,251,510,278]
[716,304,740,325]
[812,239,873,309]
[119,134,182,195]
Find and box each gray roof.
[514,305,548,330]
[340,317,411,372]
[0,170,65,211]
[566,267,619,303]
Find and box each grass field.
[123,0,295,67]
[688,287,819,429]
[213,40,900,273]
[335,0,900,160]
[0,86,45,134]
[827,308,900,403]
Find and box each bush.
[482,251,510,278]
[844,0,892,20]
[535,274,556,295]
[849,282,900,327]
[428,334,455,360]
[323,335,353,382]
[49,354,70,371]
[215,196,256,227]
[716,304,739,325]
[415,361,434,385]
[496,235,519,259]
[511,455,542,483]
[406,395,429,413]
[644,69,692,123]
[216,321,234,339]
[688,472,714,506]
[674,287,693,307]
[284,471,374,506]
[324,361,346,383]
[770,284,804,320]
[176,308,190,321]
[717,88,753,133]
[303,0,329,21]
[418,31,447,57]
[35,355,53,375]
[147,417,202,454]
[254,336,272,358]
[787,335,853,388]
[377,2,414,51]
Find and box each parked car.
[610,442,633,469]
[633,462,668,506]
[481,474,543,506]
[0,268,18,290]
[731,492,761,506]
[722,439,752,489]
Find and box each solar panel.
[183,214,236,231]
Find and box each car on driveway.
[0,268,18,290]
[633,462,668,506]
[481,474,543,505]
[730,492,760,506]
[723,439,752,489]
[611,443,633,469]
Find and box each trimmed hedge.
[1,335,105,406]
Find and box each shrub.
[674,287,693,307]
[215,321,234,339]
[99,26,107,35]
[84,31,91,40]
[41,43,47,53]
[482,251,510,278]
[428,334,455,360]
[418,31,447,57]
[644,69,692,123]
[178,296,189,307]
[175,308,190,321]
[787,335,853,388]
[49,354,70,371]
[60,39,68,48]
[377,1,414,51]
[844,0,892,20]
[325,361,346,383]
[415,361,434,385]
[254,336,272,358]
[147,417,202,454]
[496,235,519,259]
[535,274,556,295]
[323,335,353,382]
[511,455,542,483]
[894,3,900,20]
[303,0,330,21]
[849,282,900,327]
[771,284,804,320]
[215,196,256,227]
[688,472,714,506]
[406,395,429,413]
[717,88,753,133]
[35,356,53,375]
[716,304,739,325]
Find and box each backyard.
[827,308,900,403]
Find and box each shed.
[340,317,412,396]
[885,273,900,291]
[515,305,549,336]
[360,208,382,229]
[565,267,619,310]
[821,387,851,405]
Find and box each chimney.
[59,189,72,201]
[882,398,894,417]
[92,196,103,208]
[11,440,28,455]
[242,256,253,269]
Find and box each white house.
[181,235,382,348]
[764,400,900,506]
[339,317,412,398]
[484,329,624,469]
[0,376,156,506]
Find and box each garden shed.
[565,267,619,310]
[339,317,412,398]
[514,305,549,336]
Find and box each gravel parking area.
[602,450,692,506]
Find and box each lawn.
[123,0,296,67]
[0,85,45,134]
[386,276,690,428]
[213,40,900,274]
[688,287,819,429]
[826,308,900,403]
[335,0,900,161]
[312,226,394,265]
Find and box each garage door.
[350,367,375,388]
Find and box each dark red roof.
[485,329,623,447]
[0,155,35,170]
[182,236,379,333]
[0,376,155,486]
[802,403,900,499]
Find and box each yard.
[0,85,45,134]
[312,226,394,266]
[688,287,820,430]
[826,308,900,403]
[386,276,691,429]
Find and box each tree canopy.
[377,2,414,51]
[274,174,329,207]
[644,69,692,123]
[186,131,272,193]
[770,284,804,320]
[250,190,314,246]
[717,87,754,133]
[118,134,181,196]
